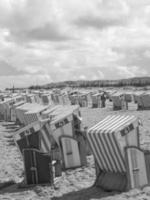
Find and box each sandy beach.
[0,107,150,199]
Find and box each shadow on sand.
[0,181,35,195]
[0,182,119,200]
[52,186,119,200]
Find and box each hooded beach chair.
[133,91,144,110]
[110,92,126,110]
[42,105,87,169]
[14,120,62,180]
[41,93,53,105]
[13,120,55,155]
[87,115,150,191]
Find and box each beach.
[0,107,150,199]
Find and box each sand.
[0,107,150,199]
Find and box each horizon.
[0,0,150,89]
[6,76,150,90]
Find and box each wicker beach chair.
[87,115,150,191]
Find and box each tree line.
[28,77,150,90]
[6,77,150,91]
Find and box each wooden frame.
[125,146,149,190]
[59,135,81,170]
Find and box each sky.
[0,0,150,89]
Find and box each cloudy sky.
[0,0,150,89]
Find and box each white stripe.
[96,115,124,131]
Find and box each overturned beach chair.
[87,115,150,191]
[23,148,53,185]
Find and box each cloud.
[0,0,150,89]
[113,46,150,73]
[10,23,71,42]
[116,66,147,78]
[0,0,72,43]
[75,17,127,30]
[0,60,27,76]
[74,0,129,29]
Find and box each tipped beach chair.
[44,105,87,169]
[14,120,62,180]
[13,120,55,155]
[23,148,53,185]
[87,115,150,191]
[50,107,87,169]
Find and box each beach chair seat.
[95,161,127,191]
[23,148,53,185]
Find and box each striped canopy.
[87,115,140,173]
